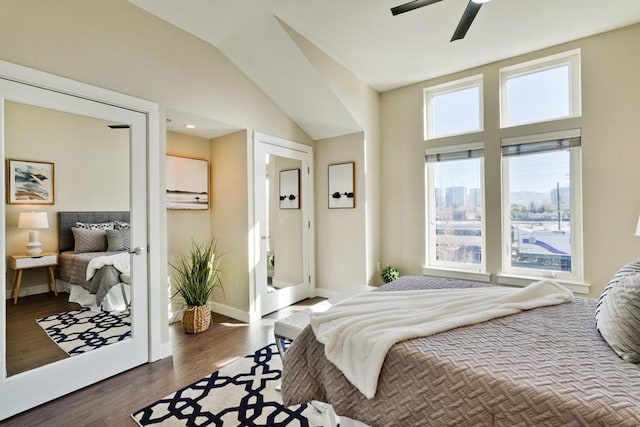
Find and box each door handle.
[129,246,143,255]
[261,235,270,240]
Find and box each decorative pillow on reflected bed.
[106,229,131,252]
[113,220,130,230]
[71,227,108,253]
[595,260,640,363]
[74,221,115,230]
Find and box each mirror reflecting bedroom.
[265,154,303,294]
[4,100,131,376]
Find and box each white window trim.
[496,274,590,295]
[424,74,484,140]
[425,142,486,274]
[500,129,584,282]
[499,49,581,128]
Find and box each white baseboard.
[208,301,252,323]
[314,288,340,299]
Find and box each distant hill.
[509,191,549,207]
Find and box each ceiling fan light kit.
[391,0,491,41]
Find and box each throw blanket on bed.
[86,253,130,280]
[310,279,573,399]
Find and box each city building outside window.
[425,144,485,272]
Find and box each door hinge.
[308,221,311,229]
[309,275,311,283]
[307,166,310,174]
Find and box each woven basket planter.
[182,305,211,334]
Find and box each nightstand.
[9,252,58,304]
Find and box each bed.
[281,276,640,426]
[55,211,131,312]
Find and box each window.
[500,50,581,128]
[424,75,483,140]
[426,144,485,272]
[501,130,583,280]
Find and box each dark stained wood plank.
[1,297,324,426]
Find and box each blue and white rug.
[132,343,336,427]
[36,308,131,356]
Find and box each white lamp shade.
[18,212,49,229]
[636,215,640,237]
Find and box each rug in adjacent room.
[132,343,335,427]
[36,308,131,356]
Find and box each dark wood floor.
[6,292,81,376]
[2,297,323,426]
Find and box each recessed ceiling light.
[185,124,196,129]
[471,0,491,3]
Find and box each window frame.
[500,129,583,282]
[425,142,486,274]
[499,49,581,128]
[424,74,484,140]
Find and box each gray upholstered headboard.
[58,211,130,252]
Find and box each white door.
[0,78,148,419]
[253,133,313,316]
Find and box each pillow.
[75,221,115,230]
[113,220,130,230]
[71,227,108,253]
[595,259,640,362]
[106,229,131,252]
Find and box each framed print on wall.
[279,168,300,209]
[328,162,355,209]
[166,155,209,210]
[6,159,55,205]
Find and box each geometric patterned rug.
[131,343,336,427]
[36,308,131,356]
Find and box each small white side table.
[9,252,58,304]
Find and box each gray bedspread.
[57,251,123,305]
[281,276,640,426]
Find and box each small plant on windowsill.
[171,239,225,334]
[381,265,400,284]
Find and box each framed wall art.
[279,168,300,209]
[328,162,355,209]
[6,159,55,205]
[166,155,209,210]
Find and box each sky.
[430,64,572,195]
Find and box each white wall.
[380,24,640,298]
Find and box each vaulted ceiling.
[130,0,640,140]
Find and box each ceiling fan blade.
[391,0,443,16]
[451,0,483,41]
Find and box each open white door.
[253,133,313,316]
[0,77,149,419]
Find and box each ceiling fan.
[391,0,491,42]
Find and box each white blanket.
[310,280,573,399]
[86,252,130,280]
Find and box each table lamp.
[18,211,49,256]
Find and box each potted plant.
[381,265,400,284]
[171,239,224,334]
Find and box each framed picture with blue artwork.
[6,159,55,205]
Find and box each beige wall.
[210,131,250,311]
[0,0,311,146]
[166,131,212,316]
[380,24,640,298]
[0,1,315,322]
[284,22,382,288]
[5,101,129,295]
[315,132,367,291]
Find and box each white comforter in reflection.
[85,252,130,280]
